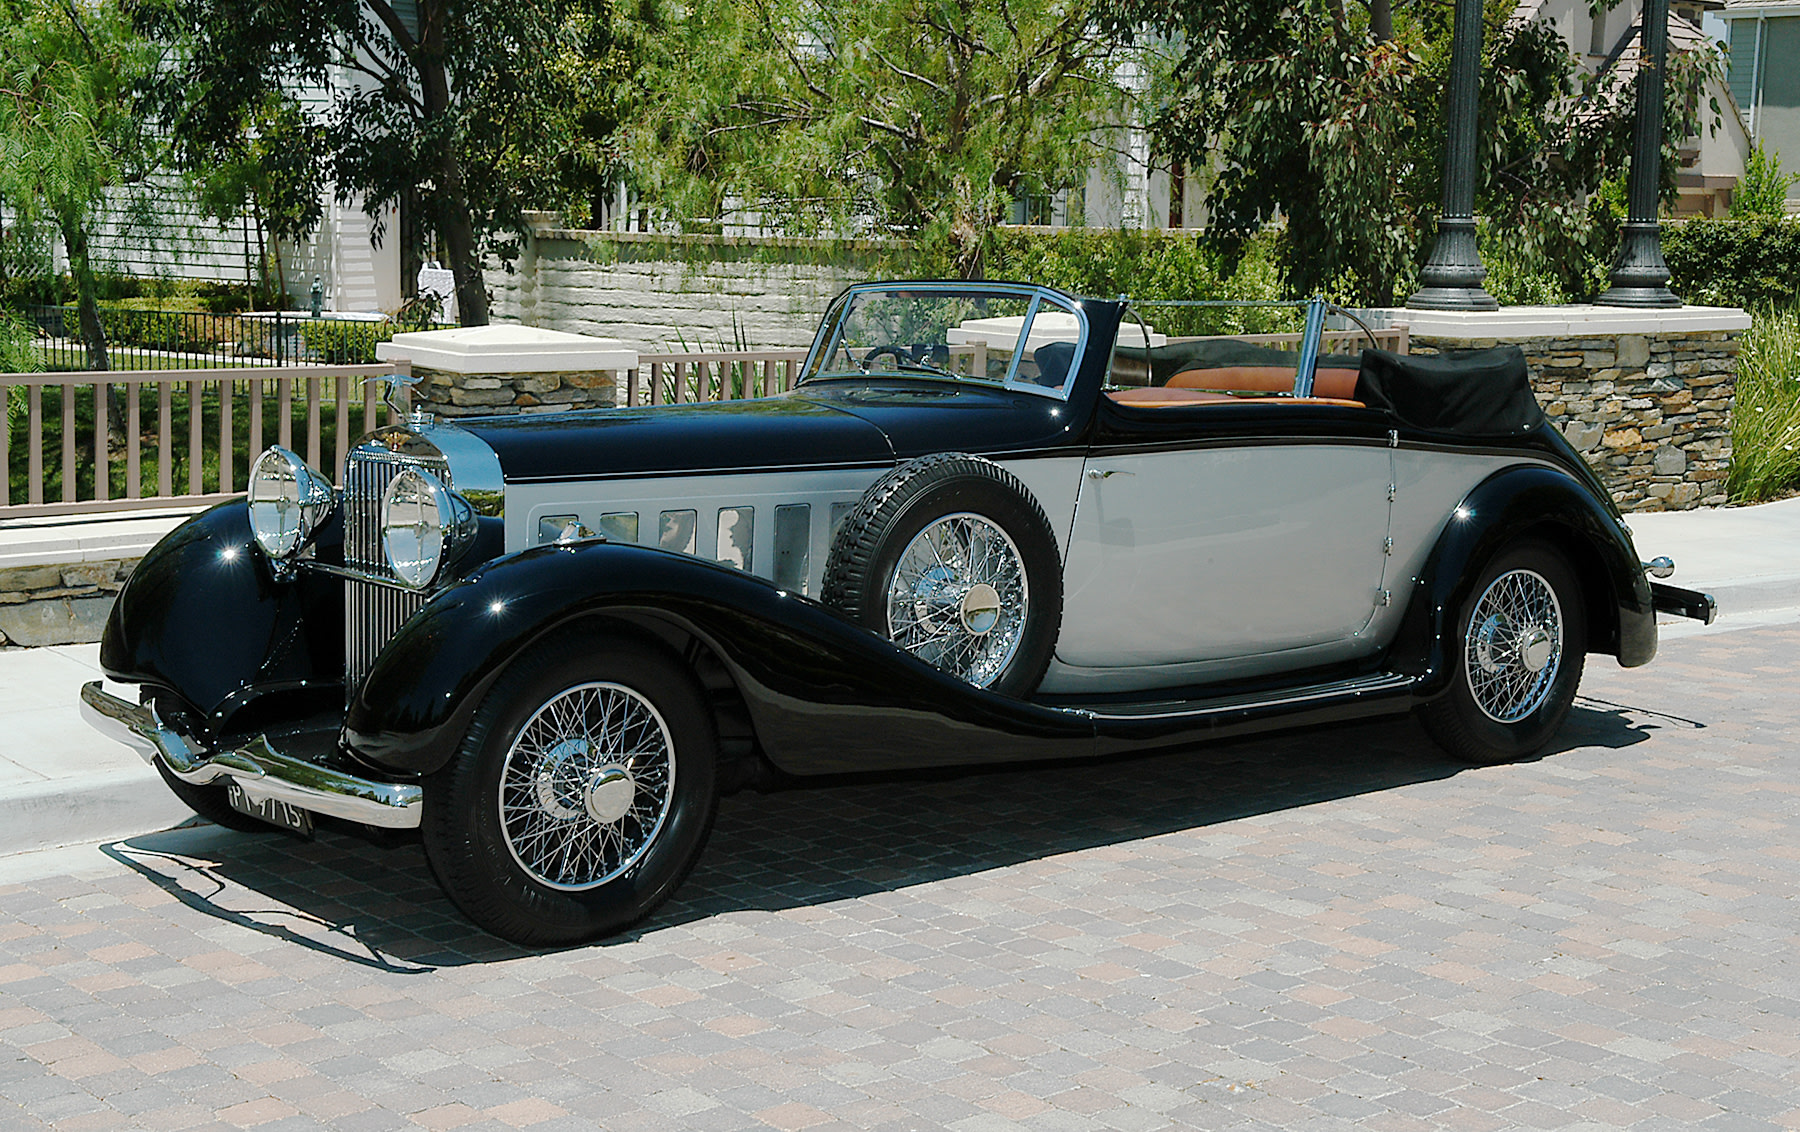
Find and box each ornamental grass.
[1729,304,1800,503]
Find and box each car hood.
[460,394,896,483]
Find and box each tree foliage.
[1110,0,1723,306]
[632,0,1129,278]
[136,0,638,325]
[0,0,164,368]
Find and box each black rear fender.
[344,541,1095,777]
[1388,465,1655,697]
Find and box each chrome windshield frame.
[798,281,1090,403]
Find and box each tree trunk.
[59,215,109,372]
[1370,0,1393,41]
[410,20,489,327]
[439,188,489,326]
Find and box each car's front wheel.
[421,630,718,945]
[1419,540,1587,765]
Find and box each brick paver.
[2,623,1798,1129]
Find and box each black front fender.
[1388,464,1656,698]
[99,501,345,734]
[344,541,1096,777]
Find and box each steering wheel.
[860,344,913,371]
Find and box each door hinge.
[1388,429,1399,448]
[1376,588,1392,607]
[1383,537,1394,556]
[1387,482,1397,502]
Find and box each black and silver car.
[81,281,1715,944]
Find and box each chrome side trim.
[1074,672,1416,722]
[79,682,422,829]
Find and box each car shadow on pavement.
[99,698,1664,968]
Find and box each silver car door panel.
[1058,445,1390,669]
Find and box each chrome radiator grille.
[342,446,445,697]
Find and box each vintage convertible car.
[81,281,1715,944]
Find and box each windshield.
[800,284,1086,398]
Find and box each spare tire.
[822,453,1062,697]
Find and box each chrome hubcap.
[498,682,675,891]
[886,513,1028,687]
[1465,569,1564,723]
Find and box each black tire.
[421,630,718,946]
[1419,540,1587,766]
[822,453,1062,697]
[151,757,273,833]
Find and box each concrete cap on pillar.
[376,324,638,374]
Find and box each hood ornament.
[363,371,426,425]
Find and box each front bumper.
[79,681,422,829]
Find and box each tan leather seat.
[1166,365,1362,400]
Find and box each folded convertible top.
[1354,346,1546,437]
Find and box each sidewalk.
[1,496,1797,857]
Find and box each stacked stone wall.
[410,365,618,419]
[485,230,882,353]
[0,559,135,647]
[1412,330,1735,511]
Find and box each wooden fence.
[0,364,405,519]
[624,350,812,406]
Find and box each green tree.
[0,0,163,369]
[1108,0,1722,305]
[632,0,1128,278]
[137,0,632,326]
[188,96,329,309]
[1730,140,1798,219]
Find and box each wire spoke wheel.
[497,681,676,891]
[1463,568,1564,724]
[885,512,1029,688]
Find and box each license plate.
[224,780,314,836]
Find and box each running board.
[1064,672,1421,750]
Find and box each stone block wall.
[1411,328,1735,511]
[486,223,884,353]
[0,559,135,647]
[411,365,618,419]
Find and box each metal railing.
[623,350,812,406]
[21,305,447,370]
[0,365,406,519]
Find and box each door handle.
[1084,468,1134,480]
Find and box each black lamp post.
[1597,0,1682,307]
[1408,0,1498,311]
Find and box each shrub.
[1731,142,1798,220]
[296,317,397,364]
[1663,217,1800,308]
[984,227,1297,335]
[1729,304,1800,503]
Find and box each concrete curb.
[0,766,196,856]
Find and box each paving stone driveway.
[1,623,1797,1131]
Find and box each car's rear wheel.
[422,630,718,945]
[1420,540,1587,765]
[822,454,1062,697]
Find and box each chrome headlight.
[381,466,478,589]
[248,447,336,559]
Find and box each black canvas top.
[1353,346,1545,437]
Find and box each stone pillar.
[376,325,637,419]
[1361,305,1749,511]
